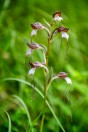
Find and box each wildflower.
[26,42,47,55]
[31,22,49,36]
[53,11,63,21]
[28,61,48,76]
[51,26,69,40]
[52,72,72,84]
[58,26,69,40]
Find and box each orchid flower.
[26,42,47,55]
[53,11,63,21]
[31,22,49,36]
[52,72,72,84]
[28,61,48,76]
[51,26,69,41]
[58,26,69,41]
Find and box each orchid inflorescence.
[26,11,72,132]
[26,11,72,85]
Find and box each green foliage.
[4,111,11,132]
[0,0,88,132]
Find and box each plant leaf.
[12,95,33,132]
[4,111,11,132]
[3,78,66,132]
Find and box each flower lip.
[58,72,69,79]
[31,22,43,29]
[58,27,69,33]
[53,11,61,18]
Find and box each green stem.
[40,35,51,132]
[46,37,50,65]
[40,71,47,132]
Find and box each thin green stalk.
[46,36,51,65]
[4,111,11,132]
[40,71,47,132]
[40,35,51,132]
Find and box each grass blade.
[12,95,33,132]
[4,111,11,132]
[3,78,65,132]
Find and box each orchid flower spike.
[58,26,69,41]
[28,61,48,76]
[26,42,47,55]
[52,72,72,84]
[53,11,63,21]
[31,22,49,36]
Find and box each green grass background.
[0,0,88,131]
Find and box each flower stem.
[40,34,51,132]
[46,37,50,65]
[40,71,47,132]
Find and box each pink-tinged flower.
[52,72,72,84]
[26,42,47,55]
[53,11,63,21]
[58,26,69,41]
[31,22,49,36]
[51,26,69,40]
[28,61,48,76]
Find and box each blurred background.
[0,0,88,131]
